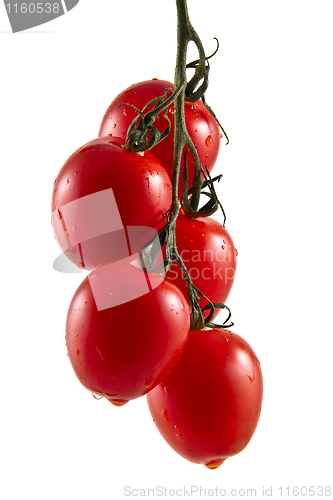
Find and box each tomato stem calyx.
[123,83,185,153]
[180,154,227,225]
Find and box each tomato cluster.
[52,78,263,469]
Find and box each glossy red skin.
[98,79,221,199]
[166,213,237,320]
[66,263,190,405]
[51,136,172,270]
[147,328,263,468]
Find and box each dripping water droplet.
[92,393,103,400]
[108,399,128,407]
[204,458,227,469]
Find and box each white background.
[1,0,333,498]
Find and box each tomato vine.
[134,0,232,331]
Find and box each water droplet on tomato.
[66,178,70,185]
[145,376,154,388]
[92,393,103,400]
[75,348,79,356]
[204,458,227,469]
[176,434,182,440]
[235,248,239,256]
[113,123,117,128]
[96,346,104,360]
[161,409,169,422]
[174,425,180,431]
[205,135,212,147]
[108,398,128,407]
[56,207,62,220]
[248,373,255,383]
[250,351,260,364]
[180,302,185,311]
[221,245,225,250]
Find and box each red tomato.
[51,136,172,270]
[166,212,237,320]
[147,328,263,468]
[98,79,221,198]
[65,262,190,406]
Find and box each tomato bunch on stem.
[52,0,263,470]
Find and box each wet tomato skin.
[98,79,221,198]
[166,213,237,319]
[51,136,172,270]
[65,263,190,405]
[147,328,263,468]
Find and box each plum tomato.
[98,79,221,198]
[147,328,263,468]
[51,136,172,270]
[65,262,190,406]
[166,212,237,320]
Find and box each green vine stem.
[171,0,208,216]
[135,0,231,332]
[166,0,216,331]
